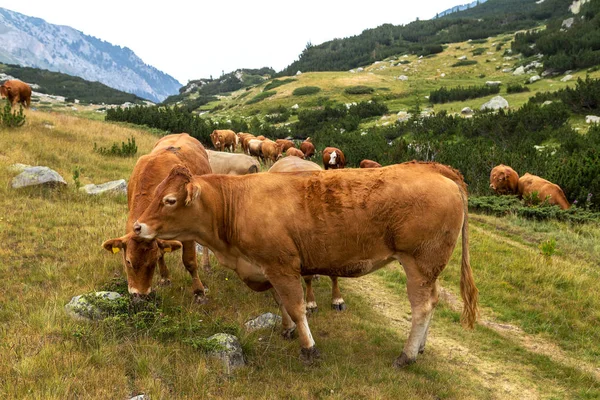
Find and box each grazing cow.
[269,157,346,313]
[322,147,346,170]
[489,164,519,195]
[210,129,238,152]
[0,79,32,108]
[102,133,212,302]
[300,139,315,159]
[518,173,570,209]
[360,159,382,169]
[285,147,305,159]
[248,139,264,160]
[206,150,260,175]
[276,139,296,152]
[238,133,255,154]
[261,139,283,164]
[134,161,478,367]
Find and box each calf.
[134,161,478,367]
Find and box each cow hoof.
[281,326,297,340]
[392,352,416,368]
[418,345,426,354]
[306,306,318,316]
[300,346,320,365]
[159,278,171,287]
[331,302,347,312]
[193,292,209,305]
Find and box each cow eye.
[125,259,132,267]
[163,197,177,206]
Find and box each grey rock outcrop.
[11,166,67,189]
[528,75,541,84]
[561,74,573,82]
[461,107,473,115]
[79,179,127,195]
[245,312,282,332]
[480,96,509,111]
[65,291,123,320]
[206,333,245,373]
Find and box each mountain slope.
[0,8,181,102]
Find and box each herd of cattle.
[100,130,571,367]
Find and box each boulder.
[295,71,302,76]
[457,55,467,60]
[586,115,600,124]
[291,104,299,110]
[542,101,554,107]
[562,17,574,29]
[245,312,282,332]
[513,66,525,76]
[65,291,123,321]
[206,333,245,373]
[8,163,32,173]
[461,107,473,115]
[11,166,67,189]
[480,96,509,111]
[79,179,127,195]
[397,75,408,81]
[561,74,573,82]
[485,81,502,86]
[528,75,541,84]
[502,68,513,73]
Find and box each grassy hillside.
[0,110,599,398]
[0,63,147,105]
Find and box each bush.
[429,85,500,104]
[94,136,138,157]
[471,48,486,56]
[506,84,531,94]
[246,90,276,105]
[292,86,321,96]
[451,60,478,67]
[0,101,26,127]
[344,86,374,95]
[264,79,296,91]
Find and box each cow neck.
[200,175,242,250]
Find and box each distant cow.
[300,139,315,159]
[518,173,570,209]
[360,159,382,168]
[0,79,31,108]
[490,164,519,195]
[206,150,260,175]
[285,147,305,159]
[322,147,346,170]
[102,133,212,302]
[261,139,283,164]
[238,132,255,154]
[276,139,296,152]
[134,161,478,367]
[269,156,346,313]
[247,139,264,160]
[210,129,238,152]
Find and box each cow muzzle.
[133,221,156,239]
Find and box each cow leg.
[200,245,211,273]
[181,240,208,304]
[330,276,346,311]
[303,276,318,314]
[272,289,296,338]
[419,281,439,354]
[157,255,171,286]
[270,275,319,364]
[393,256,438,368]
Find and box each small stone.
[245,312,282,331]
[65,291,123,321]
[206,333,245,372]
[480,96,509,111]
[79,179,127,195]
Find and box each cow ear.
[157,239,182,254]
[102,237,127,254]
[185,182,201,206]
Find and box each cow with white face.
[322,147,346,170]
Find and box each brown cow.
[0,79,32,108]
[210,129,238,152]
[134,161,478,367]
[102,133,212,302]
[269,157,345,313]
[276,139,296,152]
[322,147,346,170]
[300,138,315,159]
[206,150,260,175]
[489,164,519,195]
[360,159,382,168]
[248,139,264,160]
[238,133,255,154]
[261,139,283,164]
[518,173,570,209]
[285,147,305,159]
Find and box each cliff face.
[0,8,181,102]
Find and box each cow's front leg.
[272,289,296,338]
[181,241,208,304]
[270,274,319,365]
[157,255,171,286]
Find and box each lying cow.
[207,150,260,175]
[102,133,212,302]
[210,129,238,152]
[133,161,479,367]
[518,173,570,209]
[1,79,31,108]
[360,159,382,168]
[489,164,519,195]
[268,157,346,312]
[322,147,346,170]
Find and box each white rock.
[529,75,541,84]
[65,292,123,320]
[461,107,473,115]
[80,179,127,195]
[542,101,554,106]
[296,71,302,75]
[562,17,575,29]
[398,75,408,81]
[502,68,513,73]
[513,66,525,76]
[480,96,509,111]
[586,115,600,124]
[458,55,467,60]
[486,81,502,86]
[245,312,281,331]
[291,104,299,109]
[206,333,245,373]
[561,74,573,82]
[441,73,446,77]
[11,166,67,189]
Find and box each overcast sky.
[0,0,464,85]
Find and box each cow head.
[134,165,204,243]
[102,232,182,295]
[210,130,220,149]
[0,85,7,98]
[328,151,338,165]
[489,165,517,195]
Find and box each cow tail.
[458,187,479,329]
[248,164,259,174]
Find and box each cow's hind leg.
[199,245,211,273]
[304,276,318,314]
[393,255,440,368]
[272,289,296,338]
[270,274,319,364]
[182,240,208,304]
[330,276,346,311]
